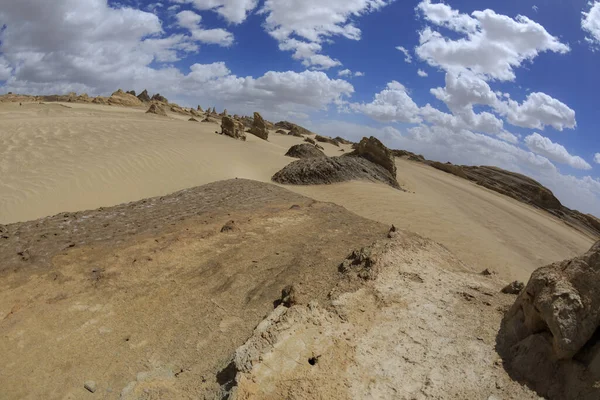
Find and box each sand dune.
[0,102,593,282]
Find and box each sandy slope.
[0,102,594,282]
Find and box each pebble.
[84,381,97,393]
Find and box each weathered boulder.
[499,241,600,399]
[272,156,400,189]
[221,116,246,141]
[126,90,136,96]
[289,126,304,137]
[275,121,312,136]
[285,144,326,159]
[151,93,168,103]
[248,112,269,141]
[137,89,151,102]
[304,137,316,145]
[349,136,397,178]
[315,135,339,147]
[189,117,199,122]
[202,117,217,123]
[334,136,353,145]
[146,103,167,116]
[221,109,228,117]
[275,129,287,135]
[197,105,203,112]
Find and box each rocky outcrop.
[334,136,354,145]
[146,103,167,116]
[349,136,397,178]
[289,126,304,137]
[429,161,468,179]
[108,89,143,107]
[275,121,312,136]
[126,90,136,96]
[304,137,316,145]
[276,129,287,135]
[151,93,168,103]
[221,116,246,141]
[499,241,600,399]
[189,117,199,122]
[272,156,400,189]
[392,149,426,162]
[197,105,203,112]
[202,117,217,123]
[285,144,326,159]
[248,112,269,141]
[137,90,151,102]
[315,135,339,147]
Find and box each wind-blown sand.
[0,101,593,283]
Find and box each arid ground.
[0,101,596,399]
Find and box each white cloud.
[176,10,234,46]
[0,1,354,120]
[417,69,428,77]
[338,69,365,77]
[416,0,570,81]
[169,0,258,24]
[396,46,413,63]
[0,57,12,81]
[532,5,539,13]
[261,0,392,69]
[431,72,577,132]
[351,81,422,123]
[582,1,600,48]
[595,153,600,164]
[497,92,576,131]
[524,133,591,170]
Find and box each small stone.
[501,281,524,294]
[84,381,97,393]
[481,268,496,276]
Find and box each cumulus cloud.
[261,0,392,69]
[497,92,576,131]
[524,133,591,170]
[0,0,355,120]
[176,10,234,46]
[430,72,577,132]
[169,0,258,24]
[338,69,365,77]
[351,81,422,123]
[417,69,428,77]
[595,153,600,164]
[396,46,413,63]
[583,1,600,48]
[415,0,570,81]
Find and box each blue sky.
[1,0,600,215]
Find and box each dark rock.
[220,220,238,233]
[151,93,168,103]
[272,156,400,189]
[285,144,326,159]
[84,381,97,393]
[280,285,297,307]
[315,135,339,147]
[146,103,167,116]
[275,129,287,135]
[501,281,524,294]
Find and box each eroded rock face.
[151,93,168,103]
[221,116,246,141]
[146,103,167,116]
[137,90,151,102]
[249,112,269,141]
[349,136,397,178]
[108,89,142,107]
[499,241,600,399]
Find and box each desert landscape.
[1,92,600,399]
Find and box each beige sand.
[0,102,593,282]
